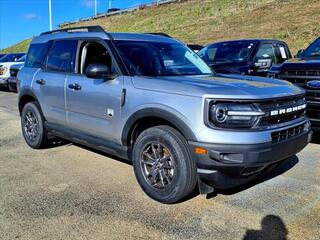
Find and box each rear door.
[33,40,77,126]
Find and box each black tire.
[132,125,197,204]
[21,102,49,149]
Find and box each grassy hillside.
[0,38,31,53]
[1,0,320,54]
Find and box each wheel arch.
[18,89,41,115]
[121,108,197,146]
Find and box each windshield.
[198,41,257,63]
[0,54,15,62]
[16,55,26,62]
[114,40,212,76]
[301,38,320,58]
[0,53,24,62]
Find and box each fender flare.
[18,89,41,113]
[121,108,197,145]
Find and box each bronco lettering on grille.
[270,104,306,116]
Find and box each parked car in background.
[0,53,25,63]
[198,39,291,76]
[0,54,25,89]
[18,26,311,204]
[107,8,120,13]
[268,37,320,131]
[147,33,203,53]
[8,63,24,92]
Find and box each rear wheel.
[132,126,197,204]
[21,102,49,149]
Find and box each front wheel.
[21,102,49,149]
[132,126,197,204]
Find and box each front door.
[66,40,123,142]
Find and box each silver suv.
[18,26,312,203]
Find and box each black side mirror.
[85,63,113,79]
[295,49,304,58]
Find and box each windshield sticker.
[279,47,287,59]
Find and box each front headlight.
[209,103,265,129]
[0,67,7,76]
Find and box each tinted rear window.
[25,43,50,68]
[46,40,77,73]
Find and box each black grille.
[278,70,320,123]
[10,68,19,77]
[271,123,305,143]
[279,70,320,87]
[258,95,306,126]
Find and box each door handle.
[68,83,81,91]
[36,79,46,85]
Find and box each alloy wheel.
[140,142,175,189]
[24,111,39,142]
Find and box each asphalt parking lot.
[0,90,319,240]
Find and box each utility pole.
[49,0,52,31]
[108,0,112,10]
[95,0,97,15]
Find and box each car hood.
[131,74,304,100]
[279,57,320,69]
[209,60,248,67]
[208,60,250,73]
[0,61,24,68]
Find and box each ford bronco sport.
[18,26,312,203]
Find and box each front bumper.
[307,101,320,131]
[0,77,8,87]
[8,77,17,92]
[189,126,312,189]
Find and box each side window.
[25,43,51,68]
[78,41,115,75]
[198,46,217,62]
[46,40,77,73]
[275,44,289,64]
[206,47,218,62]
[255,43,276,63]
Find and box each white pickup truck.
[0,53,25,89]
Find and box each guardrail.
[58,0,180,28]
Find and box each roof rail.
[40,25,105,35]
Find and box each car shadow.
[311,131,320,144]
[72,142,132,166]
[45,138,72,149]
[0,87,10,92]
[206,155,299,198]
[243,215,288,240]
[45,138,299,203]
